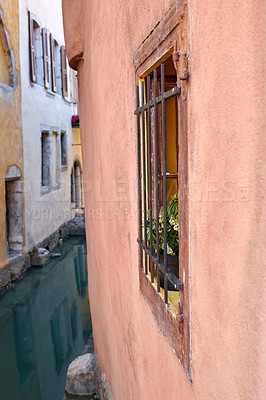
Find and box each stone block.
[9,254,25,281]
[31,248,50,267]
[0,267,11,291]
[95,358,114,400]
[65,354,97,397]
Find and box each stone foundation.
[0,211,85,293]
[65,352,113,400]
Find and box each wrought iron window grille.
[135,63,183,306]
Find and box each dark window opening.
[71,161,82,208]
[5,168,23,256]
[41,132,51,187]
[61,132,67,166]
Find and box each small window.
[61,132,67,166]
[71,161,82,208]
[41,131,51,187]
[52,131,60,186]
[70,68,78,103]
[136,54,181,312]
[134,0,190,377]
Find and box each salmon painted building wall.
[62,0,266,399]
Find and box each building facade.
[63,0,266,399]
[20,0,83,252]
[0,0,83,288]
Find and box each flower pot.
[159,254,179,291]
[72,122,79,127]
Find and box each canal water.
[0,236,92,400]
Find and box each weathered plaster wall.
[0,0,23,268]
[63,0,266,399]
[19,0,78,251]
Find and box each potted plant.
[146,193,179,290]
[71,115,79,127]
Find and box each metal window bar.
[161,63,168,303]
[134,86,180,114]
[141,81,148,275]
[135,64,184,303]
[147,76,154,283]
[154,68,160,292]
[136,86,143,269]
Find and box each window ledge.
[40,186,50,195]
[61,164,68,171]
[63,97,72,105]
[41,183,60,195]
[46,89,56,98]
[0,82,13,92]
[52,183,60,190]
[139,268,190,377]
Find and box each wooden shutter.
[50,34,57,92]
[42,28,50,89]
[28,12,36,83]
[61,46,68,97]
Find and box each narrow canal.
[0,236,92,400]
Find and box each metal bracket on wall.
[176,301,184,334]
[172,39,189,81]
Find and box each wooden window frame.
[134,1,191,378]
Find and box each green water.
[0,236,92,400]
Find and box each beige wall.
[62,0,266,399]
[0,0,23,268]
[20,0,78,251]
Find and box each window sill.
[61,164,68,171]
[46,89,56,98]
[139,268,189,373]
[63,97,72,105]
[52,183,60,191]
[40,183,60,195]
[0,82,13,92]
[40,186,50,195]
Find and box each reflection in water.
[0,236,91,400]
[14,299,35,393]
[51,297,73,375]
[74,245,88,297]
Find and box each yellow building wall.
[0,0,23,268]
[72,127,83,166]
[72,126,84,216]
[166,96,178,203]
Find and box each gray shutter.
[50,33,57,92]
[61,46,68,97]
[28,12,36,83]
[42,28,50,89]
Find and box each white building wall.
[19,0,78,251]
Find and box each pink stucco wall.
[62,0,266,399]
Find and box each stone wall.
[0,212,85,293]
